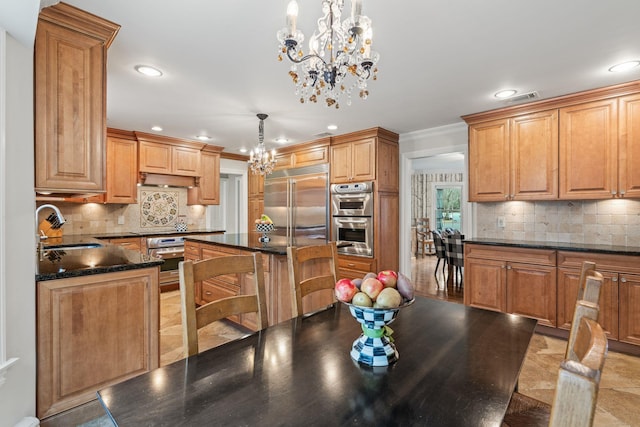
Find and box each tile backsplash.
[475,199,640,247]
[40,186,208,235]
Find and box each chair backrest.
[416,218,431,234]
[444,233,464,267]
[287,241,338,317]
[432,230,446,259]
[179,253,268,357]
[549,317,608,427]
[577,261,598,303]
[565,272,604,361]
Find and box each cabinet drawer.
[464,244,555,266]
[338,257,375,273]
[184,242,200,259]
[201,281,237,303]
[557,251,640,275]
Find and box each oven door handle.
[334,218,369,224]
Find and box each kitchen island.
[36,235,164,419]
[464,238,640,355]
[184,233,334,327]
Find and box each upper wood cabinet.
[136,132,204,177]
[105,129,138,204]
[188,145,223,205]
[329,127,399,191]
[463,80,640,201]
[274,139,329,171]
[468,111,558,202]
[559,99,618,199]
[35,3,120,194]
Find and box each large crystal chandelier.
[277,0,379,109]
[248,114,277,176]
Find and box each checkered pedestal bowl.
[346,298,415,367]
[255,223,275,242]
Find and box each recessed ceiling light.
[275,137,288,144]
[239,148,248,153]
[195,135,212,141]
[151,126,163,131]
[327,124,338,131]
[134,65,163,77]
[494,89,517,99]
[608,60,640,73]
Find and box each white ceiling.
[56,0,640,155]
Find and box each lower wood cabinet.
[106,237,145,253]
[464,244,556,327]
[37,267,160,419]
[337,255,376,280]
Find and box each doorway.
[207,173,243,233]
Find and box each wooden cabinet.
[559,99,618,199]
[338,255,376,280]
[557,250,640,345]
[188,145,223,205]
[274,139,330,171]
[248,171,264,198]
[464,244,557,326]
[248,198,264,244]
[468,110,558,202]
[330,138,375,183]
[464,80,640,202]
[34,3,120,194]
[37,267,159,418]
[136,132,205,177]
[105,129,138,204]
[619,93,640,198]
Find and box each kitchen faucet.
[35,204,66,250]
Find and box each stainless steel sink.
[43,243,103,251]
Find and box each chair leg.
[434,259,441,277]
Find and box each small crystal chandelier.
[277,0,379,109]
[248,114,277,176]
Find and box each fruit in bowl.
[335,270,415,308]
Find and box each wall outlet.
[117,215,125,225]
[497,216,505,228]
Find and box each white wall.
[0,29,37,426]
[398,123,469,276]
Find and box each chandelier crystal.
[277,0,379,109]
[248,114,277,176]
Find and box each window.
[434,185,462,231]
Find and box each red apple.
[361,277,384,300]
[334,278,357,303]
[377,270,398,288]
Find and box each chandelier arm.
[285,47,329,68]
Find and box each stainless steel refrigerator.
[263,164,329,245]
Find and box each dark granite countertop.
[91,229,225,239]
[185,233,329,256]
[36,235,163,281]
[465,238,640,257]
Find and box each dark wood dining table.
[98,297,537,426]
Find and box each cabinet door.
[468,119,510,201]
[35,20,106,193]
[557,268,618,339]
[248,172,264,197]
[106,136,138,203]
[377,140,399,192]
[330,143,353,183]
[351,139,376,182]
[108,237,142,253]
[511,111,558,200]
[559,99,618,199]
[506,262,556,327]
[172,146,201,176]
[464,258,506,312]
[139,141,172,174]
[248,198,264,243]
[619,94,640,198]
[188,151,219,205]
[619,273,640,345]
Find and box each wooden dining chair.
[502,316,608,427]
[415,218,434,256]
[566,271,603,360]
[577,261,598,303]
[178,253,268,357]
[287,241,338,317]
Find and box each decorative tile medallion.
[140,190,179,227]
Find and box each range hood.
[138,172,199,188]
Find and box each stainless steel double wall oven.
[330,181,374,257]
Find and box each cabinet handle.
[506,265,512,270]
[619,190,626,196]
[501,265,506,269]
[205,291,212,296]
[621,278,627,283]
[611,190,617,196]
[612,277,618,282]
[504,195,509,199]
[347,263,355,267]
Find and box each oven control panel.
[330,181,373,194]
